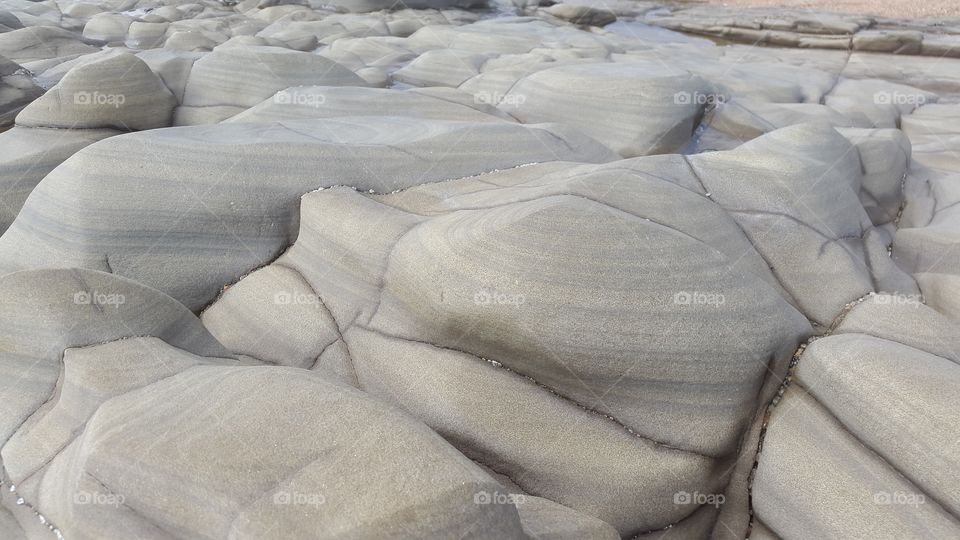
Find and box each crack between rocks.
[272,261,356,369]
[744,291,875,538]
[681,156,807,311]
[309,337,344,371]
[823,50,854,102]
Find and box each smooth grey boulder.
[177,45,371,123]
[843,53,960,95]
[136,48,203,103]
[81,12,134,42]
[164,29,220,51]
[0,26,98,64]
[16,51,176,130]
[835,294,960,364]
[201,264,342,370]
[392,48,492,87]
[835,127,911,226]
[0,10,23,32]
[2,350,535,539]
[753,332,960,539]
[798,335,960,516]
[895,105,960,299]
[201,157,811,535]
[0,268,229,461]
[754,385,960,539]
[0,269,608,539]
[0,126,118,233]
[127,19,169,48]
[0,117,615,310]
[227,85,511,124]
[706,99,859,144]
[825,78,936,129]
[498,61,714,156]
[688,123,918,327]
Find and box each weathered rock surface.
[2,0,960,538]
[646,5,960,59]
[0,126,118,233]
[177,45,372,123]
[0,26,99,64]
[499,61,713,157]
[16,51,176,130]
[0,117,614,310]
[0,55,42,126]
[754,329,960,539]
[200,159,812,535]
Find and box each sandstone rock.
[0,126,117,232]
[688,123,917,326]
[499,61,714,156]
[136,48,203,102]
[16,51,176,130]
[753,333,960,538]
[0,10,24,32]
[836,127,912,226]
[126,19,169,48]
[228,85,511,123]
[81,12,134,42]
[544,4,616,27]
[201,167,810,534]
[178,45,370,123]
[0,54,42,126]
[164,29,220,51]
[852,30,923,55]
[0,117,615,310]
[0,26,98,64]
[2,2,960,538]
[0,268,229,457]
[392,48,492,87]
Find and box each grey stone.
[0,126,118,233]
[16,51,176,130]
[0,117,615,310]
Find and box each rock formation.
[1,0,959,538]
